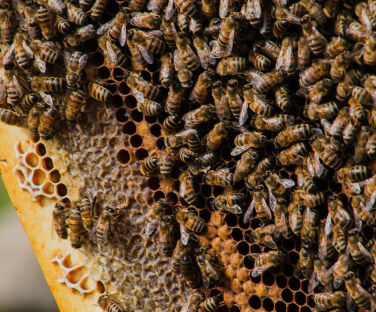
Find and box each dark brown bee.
[55,15,70,34]
[301,15,327,55]
[31,77,66,92]
[159,216,177,257]
[89,82,112,102]
[38,107,58,139]
[0,108,21,126]
[175,0,197,17]
[89,0,109,21]
[80,196,94,231]
[66,2,88,25]
[278,142,309,166]
[140,156,159,176]
[126,72,160,102]
[36,5,55,40]
[68,205,84,248]
[98,294,123,312]
[27,106,39,142]
[0,6,14,45]
[253,40,280,61]
[162,115,180,135]
[274,124,312,148]
[216,57,247,76]
[96,207,119,245]
[53,202,68,239]
[180,255,202,289]
[274,85,292,112]
[66,89,85,121]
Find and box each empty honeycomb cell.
[130,135,143,148]
[300,307,311,312]
[287,303,299,312]
[150,124,161,138]
[145,116,157,124]
[225,214,237,227]
[49,170,61,183]
[91,52,104,67]
[140,70,151,81]
[25,152,39,168]
[300,280,309,294]
[41,157,54,171]
[32,169,46,186]
[122,121,136,135]
[155,138,164,149]
[98,67,110,79]
[36,143,46,156]
[97,281,105,293]
[250,274,261,284]
[294,291,306,306]
[113,68,124,81]
[130,110,143,122]
[288,251,299,265]
[243,256,253,270]
[229,306,240,312]
[263,298,274,311]
[147,177,159,191]
[200,184,212,198]
[116,149,130,164]
[250,244,261,253]
[288,277,300,291]
[236,241,249,255]
[15,169,25,184]
[275,301,286,312]
[42,182,55,195]
[115,108,129,122]
[231,228,243,241]
[199,208,211,222]
[248,295,261,309]
[276,275,287,289]
[56,183,68,197]
[119,83,131,96]
[153,191,164,201]
[166,192,178,204]
[262,271,275,286]
[112,95,124,108]
[251,218,262,229]
[281,263,294,277]
[282,289,293,303]
[135,148,148,160]
[307,296,314,308]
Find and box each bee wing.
[136,45,154,65]
[120,24,127,47]
[96,18,115,35]
[262,197,273,219]
[346,182,361,195]
[146,30,163,38]
[179,178,187,197]
[2,43,15,65]
[226,204,243,215]
[22,41,34,58]
[219,0,229,19]
[0,79,6,102]
[106,41,118,64]
[165,0,174,21]
[64,51,72,66]
[34,57,46,73]
[224,29,235,57]
[173,49,187,71]
[40,91,53,106]
[181,300,193,312]
[365,191,376,211]
[132,88,145,104]
[239,99,249,126]
[251,265,269,277]
[324,212,333,236]
[194,40,210,70]
[145,219,159,236]
[12,76,23,98]
[281,178,295,188]
[243,200,255,224]
[275,48,284,70]
[318,234,328,260]
[250,0,262,19]
[263,235,278,250]
[268,190,277,212]
[80,24,96,38]
[180,224,190,245]
[210,41,223,59]
[308,271,319,293]
[358,242,374,263]
[48,0,65,14]
[354,213,363,231]
[78,54,88,70]
[231,145,251,156]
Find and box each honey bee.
[246,156,274,189]
[293,190,326,208]
[66,1,87,25]
[165,80,184,115]
[296,36,311,70]
[130,12,161,29]
[296,247,314,279]
[159,149,174,177]
[301,15,327,55]
[64,24,96,47]
[351,194,376,228]
[300,207,319,248]
[211,14,237,58]
[164,128,198,149]
[311,136,342,170]
[145,199,170,237]
[244,185,272,224]
[264,171,295,201]
[159,52,173,88]
[250,251,285,277]
[287,201,303,236]
[232,131,269,156]
[159,215,177,257]
[176,207,206,234]
[234,149,258,182]
[332,223,347,255]
[80,196,95,231]
[301,0,326,24]
[179,172,196,205]
[352,86,373,107]
[175,0,197,16]
[201,0,217,17]
[332,253,352,289]
[128,29,165,64]
[55,15,70,34]
[193,35,212,70]
[66,89,85,121]
[274,123,312,149]
[28,40,59,66]
[64,51,88,88]
[240,0,262,25]
[188,152,217,176]
[355,2,376,31]
[205,169,235,187]
[0,5,13,45]
[96,7,128,46]
[89,82,112,102]
[313,291,346,310]
[190,71,213,104]
[216,57,247,76]
[98,36,126,67]
[299,60,331,87]
[326,36,351,58]
[347,228,374,265]
[278,142,309,166]
[309,259,334,292]
[276,36,296,76]
[126,72,160,102]
[329,107,349,138]
[206,122,228,152]
[250,224,280,250]
[253,40,280,61]
[175,35,200,71]
[253,114,294,132]
[89,0,109,21]
[3,32,33,73]
[330,53,351,81]
[38,107,58,139]
[274,85,292,112]
[272,17,289,39]
[175,54,193,88]
[274,198,293,240]
[183,105,216,128]
[225,79,243,122]
[335,81,352,102]
[68,205,84,248]
[345,272,372,310]
[325,196,351,237]
[248,51,272,72]
[243,85,274,118]
[53,202,68,239]
[140,156,159,176]
[366,133,376,159]
[0,108,22,126]
[245,68,284,93]
[335,165,369,185]
[306,101,340,121]
[317,219,336,261]
[27,106,40,142]
[295,166,317,193]
[180,255,202,289]
[199,297,221,312]
[137,99,162,116]
[171,238,193,273]
[161,17,177,49]
[196,247,222,287]
[348,97,367,126]
[98,294,123,312]
[24,5,41,39]
[36,5,55,40]
[211,81,230,122]
[96,207,120,245]
[212,192,244,215]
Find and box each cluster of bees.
[4,0,376,310]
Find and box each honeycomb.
[3,0,376,312]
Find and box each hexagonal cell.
[41,157,54,171]
[32,169,46,186]
[42,181,55,195]
[116,149,130,164]
[25,152,39,168]
[49,170,61,183]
